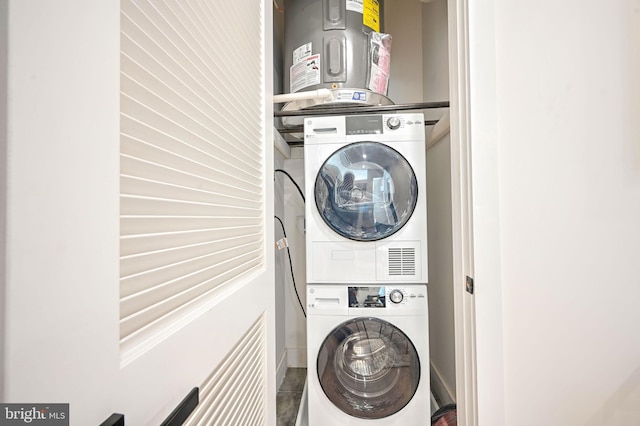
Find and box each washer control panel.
[307,285,427,314]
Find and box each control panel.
[304,113,425,142]
[307,285,427,314]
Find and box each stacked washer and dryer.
[303,113,430,425]
[282,1,431,424]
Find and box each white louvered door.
[1,0,274,425]
[118,0,276,424]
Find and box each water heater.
[282,0,392,110]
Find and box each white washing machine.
[304,113,428,284]
[306,284,430,425]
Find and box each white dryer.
[304,113,427,284]
[306,284,430,425]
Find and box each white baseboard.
[286,347,307,368]
[277,347,307,390]
[431,362,456,407]
[276,350,288,390]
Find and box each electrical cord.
[274,215,306,318]
[275,169,305,203]
[274,169,306,317]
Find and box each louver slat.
[120,0,265,356]
[183,315,266,426]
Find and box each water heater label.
[363,0,380,32]
[293,42,312,65]
[290,54,321,93]
[346,0,363,14]
[336,90,367,103]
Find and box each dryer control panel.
[346,115,384,135]
[304,113,426,143]
[344,114,424,135]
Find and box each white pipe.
[273,89,332,104]
[273,127,291,159]
[426,111,451,150]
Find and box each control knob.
[389,289,404,304]
[387,116,401,130]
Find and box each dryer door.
[317,317,421,419]
[315,141,418,241]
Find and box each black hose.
[274,215,306,318]
[275,169,305,203]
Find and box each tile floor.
[276,368,306,426]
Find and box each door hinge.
[466,276,474,294]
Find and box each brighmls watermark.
[1,404,68,425]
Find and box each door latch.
[466,276,474,294]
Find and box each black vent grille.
[388,248,416,276]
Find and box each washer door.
[315,142,418,241]
[317,317,421,419]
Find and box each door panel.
[2,1,275,424]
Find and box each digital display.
[346,115,383,135]
[348,286,386,308]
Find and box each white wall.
[422,0,450,122]
[0,0,7,402]
[471,0,640,424]
[275,150,287,384]
[422,0,456,403]
[387,0,456,400]
[273,0,307,372]
[386,1,424,104]
[282,154,307,368]
[274,2,288,385]
[426,132,456,403]
[275,144,307,374]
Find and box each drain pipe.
[273,89,332,104]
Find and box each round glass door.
[317,317,421,419]
[315,142,418,241]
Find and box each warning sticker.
[363,0,380,32]
[293,42,312,65]
[367,32,391,95]
[346,0,363,13]
[290,54,321,93]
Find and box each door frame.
[447,0,479,424]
